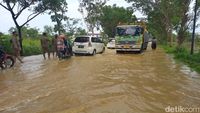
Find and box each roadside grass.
[162,44,200,73]
[23,39,42,56]
[0,35,42,56]
[0,35,74,56]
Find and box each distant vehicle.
[115,22,150,53]
[72,35,105,55]
[107,39,115,49]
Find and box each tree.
[26,27,39,38]
[43,25,54,36]
[99,5,136,37]
[0,32,3,37]
[126,0,197,48]
[76,27,87,35]
[175,0,191,47]
[146,0,180,45]
[147,9,168,44]
[8,27,17,34]
[126,0,175,45]
[47,0,68,35]
[65,18,80,36]
[0,0,48,54]
[78,0,107,33]
[8,26,39,38]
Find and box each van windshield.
[74,37,89,42]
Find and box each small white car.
[107,39,115,49]
[72,35,105,55]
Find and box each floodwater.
[0,47,200,113]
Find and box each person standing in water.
[52,34,58,57]
[56,34,65,59]
[40,32,50,59]
[11,31,23,63]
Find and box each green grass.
[0,34,76,56]
[22,39,42,56]
[0,35,42,56]
[162,45,200,73]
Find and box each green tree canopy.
[78,0,107,33]
[43,25,54,36]
[47,0,68,35]
[126,0,200,47]
[65,18,80,36]
[0,0,48,52]
[99,5,136,37]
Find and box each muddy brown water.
[0,48,200,113]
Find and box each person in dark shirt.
[0,45,4,61]
[151,37,157,50]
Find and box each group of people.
[5,31,72,64]
[6,31,156,64]
[40,32,72,59]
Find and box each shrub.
[163,45,200,73]
[0,35,12,54]
[22,39,42,56]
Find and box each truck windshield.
[116,26,141,36]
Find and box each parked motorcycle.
[0,46,15,69]
[57,48,72,60]
[57,38,72,60]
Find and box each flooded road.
[0,47,200,113]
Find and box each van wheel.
[101,47,105,54]
[92,50,96,56]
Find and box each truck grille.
[117,41,136,45]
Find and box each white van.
[107,39,115,49]
[72,35,105,55]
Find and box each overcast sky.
[1,0,199,34]
[0,0,147,34]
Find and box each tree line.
[79,0,200,48]
[0,0,200,54]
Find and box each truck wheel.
[140,43,144,53]
[116,50,121,54]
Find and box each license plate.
[124,45,129,48]
[78,45,84,48]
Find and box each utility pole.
[191,0,198,55]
